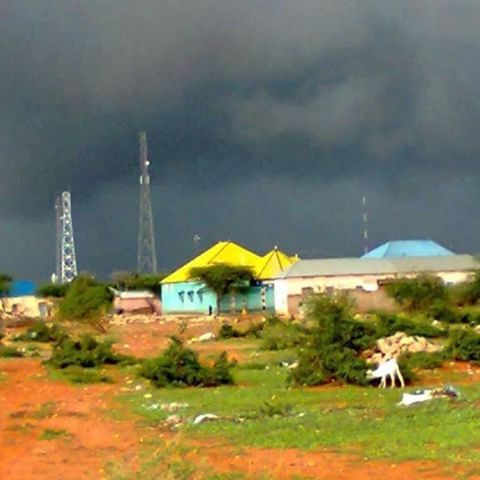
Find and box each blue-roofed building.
[362,240,454,259]
[9,280,37,298]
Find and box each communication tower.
[55,191,78,283]
[137,131,158,274]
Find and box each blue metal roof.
[362,240,454,259]
[8,280,37,297]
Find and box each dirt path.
[0,359,141,480]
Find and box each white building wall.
[273,270,473,316]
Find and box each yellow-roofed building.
[161,241,297,314]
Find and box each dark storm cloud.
[1,0,480,277]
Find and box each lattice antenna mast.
[137,131,158,274]
[56,191,78,283]
[54,195,62,282]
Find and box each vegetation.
[259,320,306,351]
[47,335,131,369]
[374,312,445,338]
[398,351,445,370]
[110,271,166,295]
[139,337,235,387]
[0,273,12,339]
[14,320,68,343]
[57,275,112,330]
[446,328,480,361]
[0,345,23,358]
[189,264,255,314]
[385,274,447,311]
[289,294,375,386]
[36,283,70,298]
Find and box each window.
[301,287,314,297]
[187,291,194,302]
[178,291,185,303]
[197,291,203,303]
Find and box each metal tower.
[55,191,78,283]
[137,131,158,274]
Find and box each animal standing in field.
[366,358,405,388]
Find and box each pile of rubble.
[365,331,443,364]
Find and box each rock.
[165,414,183,428]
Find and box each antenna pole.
[137,131,158,274]
[362,195,369,255]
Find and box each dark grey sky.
[1,1,480,281]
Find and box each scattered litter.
[398,386,459,407]
[134,385,143,391]
[193,413,219,425]
[145,403,160,410]
[197,332,216,342]
[164,414,183,428]
[143,393,152,399]
[160,402,189,412]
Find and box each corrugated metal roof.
[362,240,454,258]
[161,241,261,284]
[255,248,298,280]
[279,255,478,279]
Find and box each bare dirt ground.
[1,318,479,480]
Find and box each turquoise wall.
[161,281,275,314]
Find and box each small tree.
[189,264,255,314]
[58,275,112,331]
[385,274,446,311]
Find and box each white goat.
[366,358,405,388]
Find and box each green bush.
[446,329,480,361]
[47,335,132,369]
[260,321,305,351]
[427,300,460,324]
[139,337,235,388]
[218,323,245,339]
[289,294,373,386]
[375,313,445,338]
[399,351,445,370]
[385,275,447,311]
[0,345,23,358]
[15,321,68,343]
[36,283,70,298]
[58,275,112,322]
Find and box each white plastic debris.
[193,413,219,425]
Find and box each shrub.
[456,271,480,306]
[36,283,70,298]
[15,321,68,343]
[427,300,460,324]
[375,313,445,338]
[139,337,235,388]
[47,335,131,369]
[446,329,480,361]
[260,321,305,351]
[0,345,23,358]
[399,351,445,370]
[218,324,245,339]
[385,275,447,311]
[289,294,373,386]
[58,276,112,325]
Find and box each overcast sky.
[1,0,480,281]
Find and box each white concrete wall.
[274,270,473,316]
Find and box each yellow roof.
[255,247,299,280]
[161,241,261,284]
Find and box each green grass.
[46,365,114,384]
[116,366,480,467]
[40,428,70,440]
